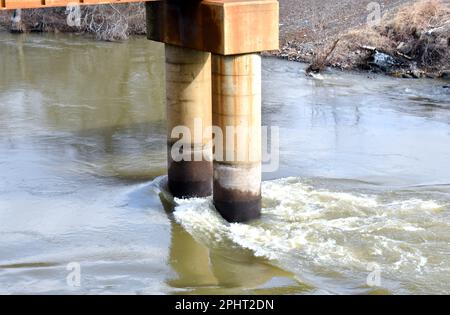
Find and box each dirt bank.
[1,0,449,77]
[277,0,411,58]
[276,0,450,78]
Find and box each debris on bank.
[281,0,450,79]
[332,0,449,78]
[361,46,427,78]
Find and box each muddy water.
[0,33,449,294]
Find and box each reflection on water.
[0,33,166,181]
[262,61,450,186]
[168,219,302,294]
[0,33,449,294]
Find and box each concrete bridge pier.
[212,54,262,222]
[165,44,213,198]
[147,0,278,221]
[0,0,278,220]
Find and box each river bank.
[0,0,449,78]
[274,0,450,79]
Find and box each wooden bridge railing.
[0,0,151,10]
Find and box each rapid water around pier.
[0,33,449,294]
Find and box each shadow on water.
[158,192,310,295]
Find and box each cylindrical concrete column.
[212,53,262,222]
[166,44,213,198]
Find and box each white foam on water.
[166,176,450,294]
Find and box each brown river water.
[0,33,449,294]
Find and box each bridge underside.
[0,0,150,10]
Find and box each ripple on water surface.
[168,177,450,295]
[1,33,450,294]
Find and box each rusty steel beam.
[0,0,152,10]
[146,0,279,55]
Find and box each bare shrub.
[83,3,146,41]
[330,28,394,69]
[306,39,340,73]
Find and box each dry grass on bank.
[313,0,450,76]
